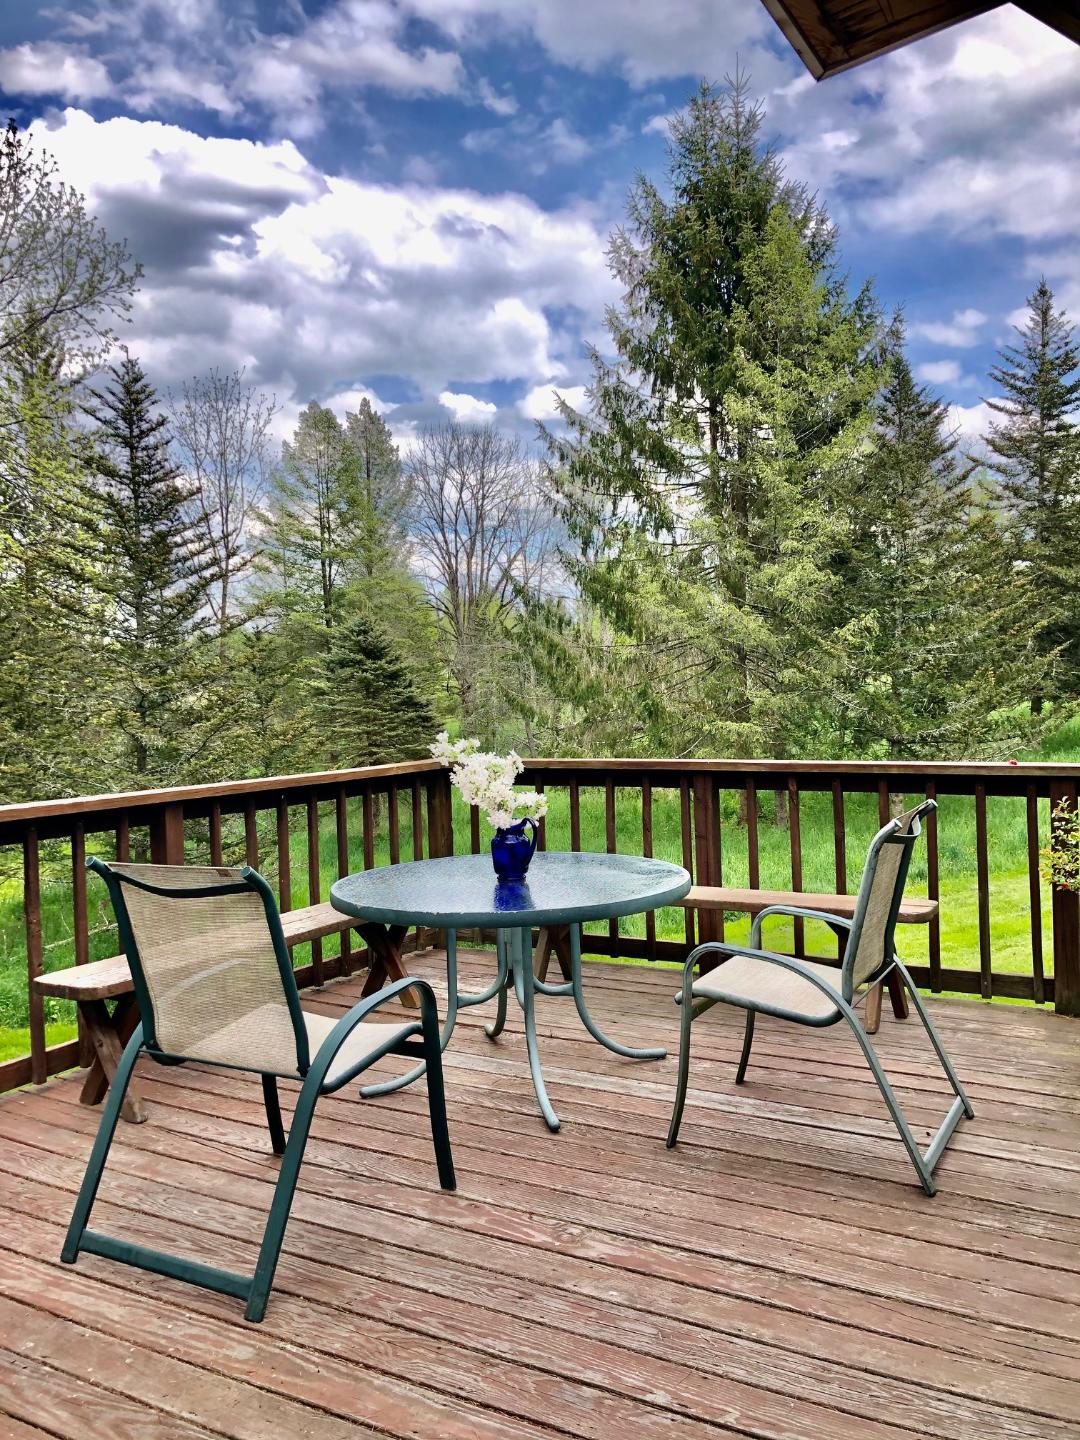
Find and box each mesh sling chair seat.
[666,801,974,1195]
[62,860,456,1322]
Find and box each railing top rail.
[0,758,443,828]
[521,757,1080,779]
[1,754,1078,839]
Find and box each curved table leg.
[361,929,460,1098]
[512,925,560,1132]
[484,931,510,1039]
[569,924,667,1060]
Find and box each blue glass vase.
[490,817,538,882]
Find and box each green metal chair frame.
[666,800,974,1194]
[62,859,456,1322]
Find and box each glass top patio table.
[331,852,691,1130]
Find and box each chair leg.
[665,989,696,1148]
[896,963,974,1120]
[735,1011,755,1085]
[419,988,457,1192]
[261,1075,286,1156]
[62,1027,144,1264]
[838,984,970,1197]
[245,1071,322,1323]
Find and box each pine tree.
[0,327,111,798]
[837,338,1044,757]
[983,280,1080,706]
[310,613,436,769]
[261,402,357,630]
[85,353,215,783]
[540,77,881,759]
[344,399,411,581]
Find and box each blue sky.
[2,0,1078,445]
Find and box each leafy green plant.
[1041,798,1080,892]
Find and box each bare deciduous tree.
[407,422,553,725]
[0,120,139,370]
[170,367,276,632]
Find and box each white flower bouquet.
[430,733,548,832]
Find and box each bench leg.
[887,967,910,1020]
[78,997,147,1124]
[533,925,573,983]
[357,923,420,1009]
[864,967,910,1036]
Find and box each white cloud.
[405,0,782,88]
[48,0,479,135]
[438,390,498,422]
[642,110,677,138]
[464,113,623,175]
[776,9,1080,248]
[949,400,994,443]
[31,109,616,424]
[909,308,987,348]
[915,359,961,385]
[519,382,588,421]
[241,4,467,137]
[477,77,517,117]
[0,42,111,101]
[124,60,238,117]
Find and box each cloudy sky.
[2,0,1078,444]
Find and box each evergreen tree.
[261,402,357,630]
[310,612,436,769]
[338,399,442,688]
[837,337,1043,757]
[0,328,111,798]
[983,280,1080,706]
[85,354,215,783]
[540,77,881,758]
[344,399,411,581]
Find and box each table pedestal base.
[361,924,665,1131]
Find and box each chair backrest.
[89,859,309,1072]
[842,799,935,1001]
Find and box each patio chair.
[666,800,973,1194]
[62,860,456,1321]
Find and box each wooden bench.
[535,886,938,1036]
[33,901,417,1124]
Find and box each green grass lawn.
[3,718,1078,1054]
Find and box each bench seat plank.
[33,900,358,1001]
[682,886,937,925]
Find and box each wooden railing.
[0,760,453,1097]
[0,755,1077,1099]
[513,759,1080,1017]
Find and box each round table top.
[330,851,691,929]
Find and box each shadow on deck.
[0,950,1078,1440]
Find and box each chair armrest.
[336,974,431,1027]
[751,904,852,950]
[306,975,433,1091]
[676,939,845,1008]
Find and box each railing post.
[149,802,185,865]
[1050,780,1080,1017]
[24,827,46,1086]
[692,774,720,947]
[427,772,454,859]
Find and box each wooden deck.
[0,949,1078,1440]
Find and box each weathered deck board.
[0,951,1078,1440]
